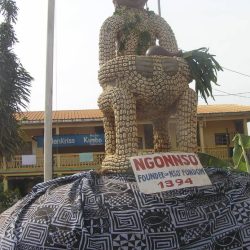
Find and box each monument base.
[1,167,250,249]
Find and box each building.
[0,104,250,193]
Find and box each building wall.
[20,120,244,155]
[202,120,236,148]
[59,126,96,134]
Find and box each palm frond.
[182,47,223,103]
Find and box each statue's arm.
[154,15,178,53]
[99,16,120,66]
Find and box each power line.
[213,94,250,98]
[222,67,250,78]
[198,89,250,99]
[213,89,250,99]
[214,89,250,95]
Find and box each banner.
[22,155,36,166]
[130,152,211,194]
[79,153,93,162]
[36,134,105,148]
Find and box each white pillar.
[3,176,8,192]
[199,121,205,153]
[3,156,7,170]
[44,0,55,182]
[32,139,37,155]
[243,119,248,135]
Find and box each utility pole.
[158,0,161,16]
[44,0,55,181]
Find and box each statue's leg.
[98,92,116,156]
[99,88,138,172]
[176,88,198,152]
[113,88,137,156]
[103,113,116,155]
[153,117,171,152]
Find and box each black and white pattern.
[1,168,250,249]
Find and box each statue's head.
[113,0,148,9]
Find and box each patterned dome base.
[1,168,250,249]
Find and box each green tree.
[0,0,33,157]
[0,181,21,213]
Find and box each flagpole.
[158,0,161,16]
[44,0,55,181]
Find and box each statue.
[1,2,250,249]
[98,0,197,172]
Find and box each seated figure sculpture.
[98,0,197,172]
[2,1,250,249]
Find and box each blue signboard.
[36,134,105,148]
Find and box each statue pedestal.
[1,168,250,248]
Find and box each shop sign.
[130,152,211,194]
[36,134,105,148]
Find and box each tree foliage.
[232,134,250,173]
[0,0,33,157]
[0,181,21,213]
[197,152,233,170]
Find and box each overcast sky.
[13,0,250,111]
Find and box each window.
[234,120,244,134]
[215,133,229,145]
